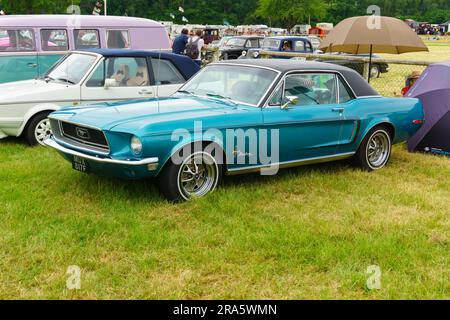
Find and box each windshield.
[180,65,278,106]
[262,39,281,49]
[225,38,246,47]
[46,53,97,84]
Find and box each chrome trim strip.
[45,138,159,166]
[54,136,110,156]
[226,152,355,175]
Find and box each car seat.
[112,64,130,85]
[127,66,149,86]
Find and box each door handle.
[27,63,38,68]
[332,107,345,113]
[138,89,153,95]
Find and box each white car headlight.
[241,50,247,56]
[253,51,259,58]
[131,136,143,155]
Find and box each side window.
[284,73,337,106]
[0,29,35,52]
[74,29,100,49]
[41,29,68,51]
[151,59,185,85]
[107,30,130,49]
[105,57,149,87]
[294,41,305,52]
[249,39,259,47]
[268,83,284,106]
[85,61,105,87]
[338,76,354,103]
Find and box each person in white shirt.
[189,30,205,66]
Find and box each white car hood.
[0,80,76,104]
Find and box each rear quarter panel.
[339,96,424,154]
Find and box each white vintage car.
[0,49,199,145]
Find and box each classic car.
[242,36,314,59]
[0,15,171,84]
[0,49,199,145]
[317,53,389,78]
[45,60,424,202]
[220,36,264,60]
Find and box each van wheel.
[159,148,222,202]
[25,112,52,146]
[353,126,392,171]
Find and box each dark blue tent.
[407,61,450,156]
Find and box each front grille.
[50,119,110,153]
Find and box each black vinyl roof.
[216,59,379,97]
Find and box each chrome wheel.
[366,131,391,169]
[370,66,380,79]
[177,152,219,200]
[34,118,52,145]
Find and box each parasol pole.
[368,44,373,83]
[104,0,107,16]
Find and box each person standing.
[185,30,205,67]
[172,28,189,55]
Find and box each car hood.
[50,95,256,133]
[0,79,73,104]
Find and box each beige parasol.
[319,16,428,81]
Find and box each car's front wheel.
[25,112,52,146]
[370,65,380,78]
[353,126,392,171]
[159,147,223,202]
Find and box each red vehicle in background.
[203,28,220,45]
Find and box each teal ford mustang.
[45,60,424,201]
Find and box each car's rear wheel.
[353,126,392,171]
[370,65,380,78]
[25,112,52,146]
[159,147,222,202]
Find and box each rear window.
[41,29,69,51]
[74,29,100,49]
[0,29,35,52]
[107,30,130,49]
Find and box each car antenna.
[155,49,162,112]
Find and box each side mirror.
[104,78,116,90]
[281,96,298,109]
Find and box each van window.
[0,29,35,52]
[74,30,100,49]
[107,30,130,49]
[151,59,185,85]
[41,29,69,51]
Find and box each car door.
[81,56,155,104]
[148,58,187,97]
[262,72,346,163]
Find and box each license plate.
[72,156,89,173]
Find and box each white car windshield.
[46,53,97,84]
[180,65,278,106]
[225,38,247,47]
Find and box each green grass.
[371,37,450,97]
[0,138,449,299]
[1,38,449,299]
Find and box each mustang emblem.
[75,127,91,140]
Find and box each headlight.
[241,50,247,56]
[253,51,259,58]
[130,136,143,155]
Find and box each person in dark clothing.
[172,29,189,55]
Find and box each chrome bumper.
[44,138,159,166]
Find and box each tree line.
[0,0,449,28]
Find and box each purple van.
[0,15,171,83]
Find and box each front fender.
[17,103,62,136]
[157,130,227,175]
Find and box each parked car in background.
[0,49,199,145]
[45,60,424,201]
[243,36,314,59]
[0,15,171,84]
[317,53,390,78]
[220,36,263,60]
[308,36,322,51]
[203,28,220,45]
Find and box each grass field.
[0,39,449,300]
[371,37,450,96]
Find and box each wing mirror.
[281,96,298,109]
[104,78,117,90]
